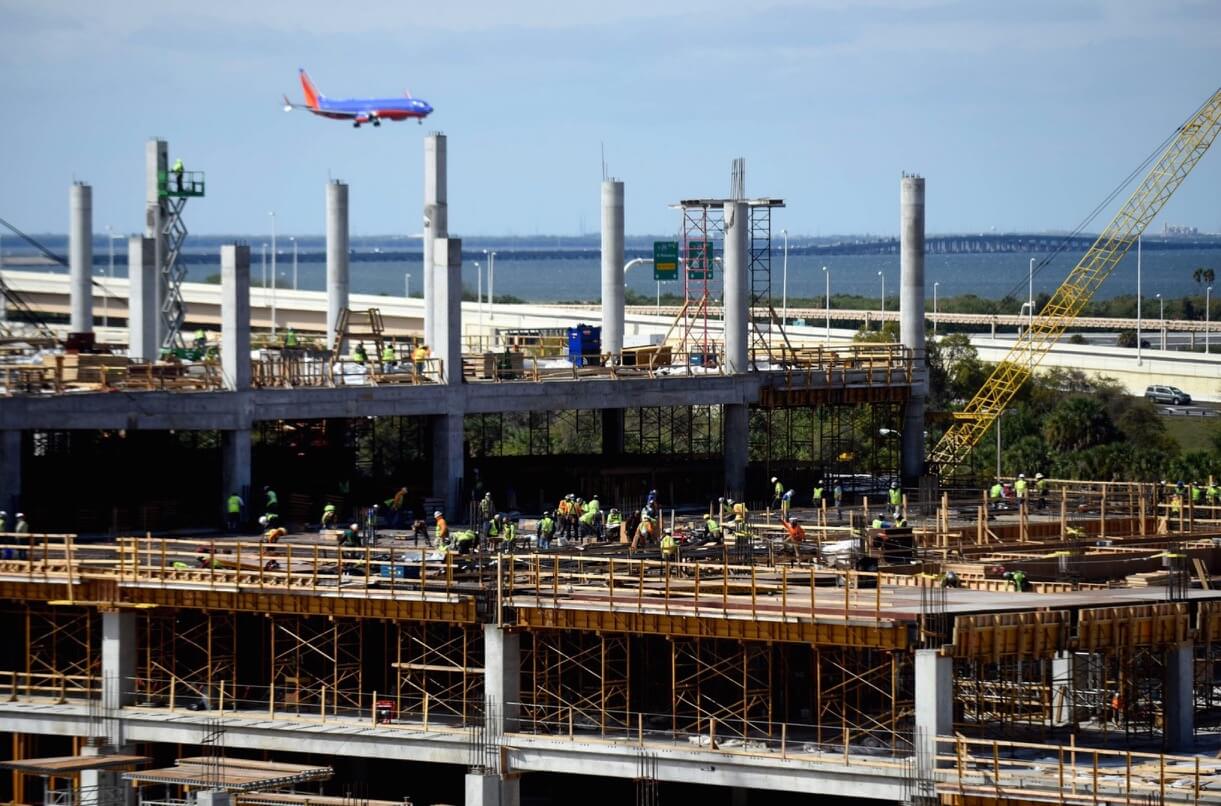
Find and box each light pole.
[290,236,298,291]
[822,265,830,341]
[475,261,482,347]
[877,270,885,330]
[1028,257,1035,322]
[269,211,277,337]
[489,250,497,346]
[405,273,411,298]
[1136,236,1142,364]
[780,229,788,324]
[1207,286,1213,354]
[933,281,940,338]
[103,224,114,328]
[1157,293,1165,350]
[1019,302,1033,344]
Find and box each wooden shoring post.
[286,543,293,591]
[664,560,671,615]
[902,493,908,522]
[843,570,851,619]
[695,563,702,618]
[722,553,729,615]
[638,560,645,612]
[1139,492,1147,536]
[779,565,786,618]
[750,565,757,619]
[1060,489,1068,538]
[977,506,984,545]
[312,544,319,589]
[1100,488,1107,540]
[321,685,326,723]
[552,555,559,605]
[608,558,615,607]
[423,691,429,730]
[809,565,816,617]
[255,542,261,588]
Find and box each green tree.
[1192,267,1216,286]
[1043,397,1117,454]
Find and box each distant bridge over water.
[789,233,1221,257]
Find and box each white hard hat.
[258,515,268,526]
[15,512,24,518]
[350,523,359,530]
[771,477,778,482]
[1035,472,1044,479]
[1018,473,1025,478]
[434,510,443,518]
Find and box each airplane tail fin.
[299,68,321,109]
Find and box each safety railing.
[0,670,101,702]
[935,735,1221,804]
[157,170,205,198]
[0,357,224,395]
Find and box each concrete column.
[127,237,157,361]
[1051,652,1073,726]
[432,414,464,518]
[1164,642,1194,751]
[102,611,136,711]
[424,134,448,352]
[69,182,93,334]
[484,624,521,733]
[325,180,350,354]
[221,429,251,524]
[221,244,251,391]
[723,403,748,500]
[433,237,463,384]
[464,773,518,806]
[600,179,625,359]
[914,649,951,767]
[196,792,232,806]
[145,139,167,347]
[723,201,748,373]
[0,429,20,516]
[900,175,927,485]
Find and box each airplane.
[283,69,433,128]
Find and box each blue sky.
[1,0,1219,237]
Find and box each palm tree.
[1192,267,1216,285]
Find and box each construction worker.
[604,508,623,540]
[1035,472,1049,510]
[502,517,519,552]
[1208,480,1219,505]
[412,343,429,375]
[1012,569,1027,592]
[1191,482,1204,506]
[631,514,655,551]
[479,493,496,537]
[434,510,449,546]
[989,479,1003,511]
[320,503,338,530]
[263,485,279,515]
[1014,473,1028,505]
[703,513,722,544]
[258,515,286,543]
[352,341,368,365]
[563,494,579,540]
[386,486,408,528]
[731,499,748,528]
[412,518,430,546]
[812,479,824,509]
[888,481,902,519]
[537,511,556,549]
[780,488,794,521]
[381,341,397,369]
[340,523,360,548]
[172,157,184,191]
[455,528,478,555]
[284,328,299,348]
[0,510,6,533]
[833,480,844,520]
[771,477,784,509]
[194,328,208,352]
[780,514,805,560]
[578,507,599,541]
[225,492,244,532]
[660,530,678,562]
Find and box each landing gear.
[373,119,381,127]
[353,121,360,128]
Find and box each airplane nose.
[421,103,432,114]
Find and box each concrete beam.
[221,244,251,391]
[600,180,625,358]
[326,180,349,354]
[0,429,20,515]
[723,202,748,373]
[434,237,463,385]
[69,183,93,334]
[127,237,157,362]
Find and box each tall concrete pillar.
[69,182,93,334]
[484,624,521,733]
[102,611,136,711]
[1051,652,1073,726]
[723,201,748,373]
[434,238,463,385]
[221,430,251,524]
[424,134,448,352]
[464,773,518,806]
[145,139,168,347]
[914,649,951,768]
[723,403,748,499]
[600,180,625,359]
[1164,642,1194,751]
[900,175,927,486]
[0,429,20,516]
[326,180,349,353]
[221,245,251,391]
[127,237,157,361]
[432,414,464,519]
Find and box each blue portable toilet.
[566,324,602,367]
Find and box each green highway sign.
[653,240,678,281]
[687,239,714,280]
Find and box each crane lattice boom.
[930,87,1221,478]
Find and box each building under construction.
[1,88,1221,806]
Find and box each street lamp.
[1156,293,1165,350]
[933,281,940,338]
[290,236,298,290]
[822,265,830,341]
[1019,301,1033,344]
[1028,257,1035,322]
[475,261,482,347]
[779,229,789,324]
[877,270,885,329]
[405,273,411,298]
[268,211,277,337]
[1207,286,1213,354]
[1136,236,1142,364]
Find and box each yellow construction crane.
[930,87,1221,479]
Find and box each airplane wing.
[283,95,364,119]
